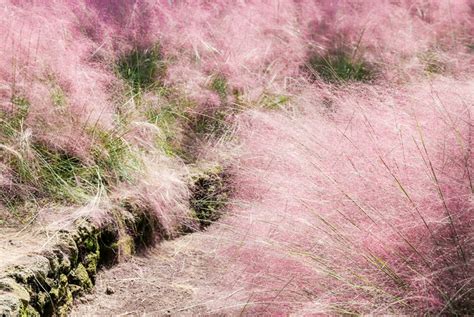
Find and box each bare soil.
[71,230,236,316]
[0,207,77,271]
[70,205,318,316]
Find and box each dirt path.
[0,207,81,271]
[71,227,244,316]
[71,110,329,316]
[70,204,319,316]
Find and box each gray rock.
[0,293,23,317]
[105,286,115,295]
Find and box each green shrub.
[89,128,140,184]
[31,143,100,200]
[117,45,165,92]
[308,50,374,83]
[210,74,228,100]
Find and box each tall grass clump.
[231,78,473,315]
[0,112,137,207]
[307,50,374,83]
[0,1,195,229]
[144,100,187,157]
[117,45,166,93]
[0,1,473,313]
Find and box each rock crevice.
[0,209,159,317]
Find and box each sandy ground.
[70,202,321,317]
[0,227,50,270]
[0,206,93,271]
[71,229,243,316]
[0,219,62,271]
[2,203,307,316]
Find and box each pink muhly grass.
[161,0,307,100]
[0,0,190,222]
[160,0,473,96]
[0,0,472,313]
[116,153,191,237]
[0,0,117,159]
[1,0,471,159]
[226,77,473,315]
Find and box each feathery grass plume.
[0,1,191,229]
[0,1,472,313]
[228,77,473,315]
[116,45,166,93]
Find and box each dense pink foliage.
[4,0,471,111]
[0,0,472,314]
[227,78,473,313]
[1,0,472,121]
[160,0,474,97]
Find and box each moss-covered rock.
[0,208,166,316]
[83,252,99,277]
[48,274,71,311]
[7,255,50,286]
[20,304,40,317]
[0,293,25,316]
[0,278,30,305]
[55,233,78,265]
[116,236,134,258]
[70,264,93,293]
